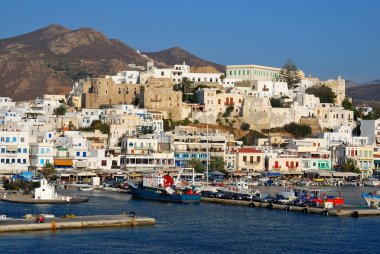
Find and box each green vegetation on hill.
[283,122,312,138]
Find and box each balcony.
[224,102,235,106]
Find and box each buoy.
[352,211,359,218]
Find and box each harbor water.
[1,186,380,254]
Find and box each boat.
[128,168,201,203]
[293,187,344,206]
[79,185,94,191]
[362,190,380,208]
[363,179,380,187]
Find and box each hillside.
[143,47,225,73]
[346,81,380,104]
[0,25,225,101]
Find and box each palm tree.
[210,156,225,172]
[187,158,205,173]
[40,162,56,180]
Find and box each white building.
[106,70,140,84]
[0,130,30,174]
[361,119,380,145]
[141,61,223,85]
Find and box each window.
[12,137,16,142]
[0,148,4,153]
[23,148,27,153]
[0,137,4,142]
[21,137,25,142]
[17,148,21,153]
[5,137,10,143]
[40,159,45,165]
[11,159,15,163]
[48,134,52,138]
[6,159,9,164]
[76,152,80,156]
[243,156,247,162]
[101,160,107,166]
[83,152,87,157]
[41,148,45,154]
[23,159,27,164]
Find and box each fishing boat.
[293,187,344,206]
[128,168,201,203]
[362,190,380,208]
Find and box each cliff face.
[0,25,225,101]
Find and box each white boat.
[363,179,380,187]
[79,185,94,191]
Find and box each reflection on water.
[0,187,379,254]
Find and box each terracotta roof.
[237,148,262,153]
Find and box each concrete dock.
[0,193,89,204]
[0,214,155,233]
[201,197,380,218]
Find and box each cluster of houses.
[0,59,379,182]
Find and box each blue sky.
[1,0,379,82]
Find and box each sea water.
[0,186,379,254]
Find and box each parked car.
[277,196,297,205]
[212,180,224,187]
[201,191,217,198]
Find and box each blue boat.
[362,190,380,208]
[128,169,201,203]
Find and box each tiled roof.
[238,148,262,153]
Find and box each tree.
[341,159,361,174]
[305,85,337,103]
[270,98,282,107]
[240,122,250,131]
[220,74,225,82]
[41,162,56,180]
[283,122,312,138]
[180,77,193,102]
[277,59,302,89]
[209,156,225,172]
[90,120,110,135]
[53,105,66,117]
[188,158,205,173]
[223,105,234,117]
[342,98,354,110]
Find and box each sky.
[1,0,379,82]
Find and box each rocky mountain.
[0,25,225,101]
[346,80,380,104]
[143,47,225,73]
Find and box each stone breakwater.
[0,215,155,233]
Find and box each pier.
[0,214,155,233]
[0,193,88,204]
[201,197,380,217]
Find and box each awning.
[6,145,18,152]
[282,171,304,175]
[77,172,97,177]
[248,172,261,176]
[233,171,248,176]
[318,172,332,177]
[128,172,143,177]
[75,160,88,168]
[54,159,73,166]
[332,172,359,177]
[265,172,282,177]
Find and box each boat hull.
[128,184,200,203]
[362,193,380,208]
